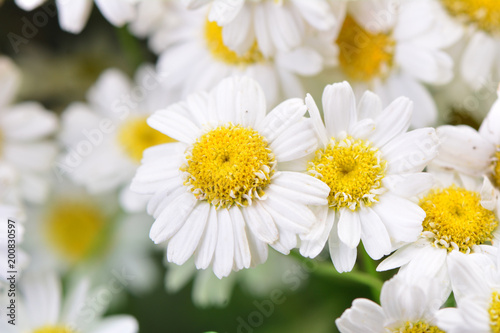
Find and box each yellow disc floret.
[493,149,500,188]
[33,325,75,333]
[336,15,395,82]
[44,199,107,263]
[182,124,276,209]
[307,136,386,211]
[441,0,500,36]
[393,321,445,333]
[117,116,175,162]
[489,291,500,333]
[205,19,264,66]
[420,186,498,253]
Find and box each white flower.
[155,2,326,107]
[0,272,139,332]
[131,76,330,278]
[433,88,500,201]
[336,274,449,333]
[24,184,158,294]
[14,0,136,34]
[378,170,500,288]
[431,0,500,90]
[58,66,174,212]
[182,0,344,57]
[327,0,459,127]
[0,56,58,204]
[299,81,439,273]
[438,251,500,333]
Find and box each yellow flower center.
[204,19,265,66]
[420,186,498,253]
[117,116,175,162]
[181,124,276,209]
[44,199,107,263]
[493,149,500,188]
[33,325,75,333]
[490,291,500,333]
[336,15,395,82]
[307,136,386,211]
[441,0,500,36]
[393,321,445,333]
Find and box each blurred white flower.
[131,76,330,278]
[58,66,175,212]
[336,274,449,332]
[326,0,459,127]
[300,81,439,273]
[0,56,58,205]
[378,170,500,289]
[182,0,344,57]
[154,1,328,107]
[0,271,139,332]
[14,0,137,34]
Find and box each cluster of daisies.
[2,0,500,331]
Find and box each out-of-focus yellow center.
[117,116,175,162]
[307,136,386,211]
[33,325,75,333]
[336,15,395,82]
[392,321,445,333]
[44,199,107,263]
[493,149,500,188]
[489,291,500,332]
[181,124,275,209]
[441,0,500,35]
[204,19,264,66]
[420,186,498,253]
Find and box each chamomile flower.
[300,81,439,273]
[24,183,158,294]
[155,2,325,106]
[183,0,344,57]
[431,0,500,90]
[0,271,138,332]
[378,170,500,287]
[433,89,500,197]
[336,274,449,333]
[327,0,458,127]
[58,66,175,212]
[131,76,330,278]
[14,0,136,34]
[437,251,500,333]
[0,56,58,204]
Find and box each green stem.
[115,26,145,70]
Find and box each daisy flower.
[182,0,344,57]
[131,76,330,278]
[0,56,58,204]
[433,88,500,198]
[336,274,449,333]
[430,0,500,90]
[378,170,500,287]
[299,81,439,273]
[155,1,327,107]
[328,0,459,127]
[24,183,158,294]
[14,0,136,34]
[438,251,500,333]
[58,66,175,212]
[0,271,138,332]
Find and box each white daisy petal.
[357,90,383,120]
[147,108,201,144]
[194,205,218,269]
[91,315,139,333]
[0,57,21,109]
[270,119,318,162]
[461,31,497,91]
[305,93,328,147]
[262,194,316,234]
[256,98,307,141]
[221,5,253,54]
[382,173,434,198]
[241,201,278,244]
[213,208,235,278]
[300,205,333,258]
[329,220,357,273]
[268,171,330,206]
[245,226,269,267]
[359,207,391,260]
[1,103,58,141]
[230,206,251,270]
[369,97,413,148]
[337,208,361,249]
[479,98,500,146]
[336,298,384,333]
[323,82,357,138]
[55,0,93,34]
[208,0,244,25]
[94,0,136,27]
